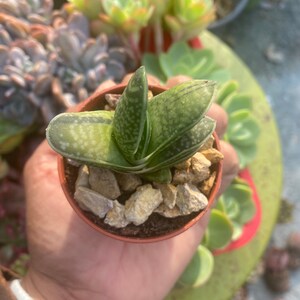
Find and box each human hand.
[22,77,239,300]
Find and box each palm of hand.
[23,141,208,300]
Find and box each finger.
[217,141,240,196]
[207,103,228,138]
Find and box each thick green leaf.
[223,183,255,225]
[140,168,172,183]
[147,80,216,155]
[216,80,239,105]
[233,143,258,169]
[112,66,148,163]
[205,209,233,250]
[222,94,253,115]
[142,54,166,82]
[226,110,260,146]
[46,111,141,172]
[177,245,214,288]
[144,117,215,171]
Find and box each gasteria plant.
[46,66,217,183]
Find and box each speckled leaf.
[147,80,216,155]
[46,111,141,172]
[113,66,148,163]
[144,117,215,172]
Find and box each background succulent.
[142,41,231,83]
[0,1,134,153]
[46,66,217,183]
[216,80,260,168]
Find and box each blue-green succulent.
[46,66,217,183]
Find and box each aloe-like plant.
[46,66,216,183]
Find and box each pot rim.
[57,83,223,243]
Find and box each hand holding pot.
[21,77,239,300]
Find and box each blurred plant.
[67,0,215,56]
[216,80,260,168]
[177,244,214,288]
[178,176,256,288]
[0,1,134,153]
[142,41,231,83]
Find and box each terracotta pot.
[58,84,223,243]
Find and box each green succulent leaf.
[142,54,166,82]
[147,80,216,155]
[234,144,258,169]
[216,195,240,220]
[216,80,239,105]
[205,209,233,250]
[142,41,231,84]
[222,94,253,115]
[144,117,215,171]
[223,183,255,225]
[177,245,214,288]
[46,111,139,172]
[0,117,28,154]
[113,66,148,163]
[226,110,260,147]
[140,167,172,183]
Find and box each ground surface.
[211,0,300,299]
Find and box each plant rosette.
[46,66,223,243]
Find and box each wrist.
[22,268,70,300]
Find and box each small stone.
[88,166,121,199]
[198,136,214,151]
[176,183,208,215]
[190,152,211,183]
[125,184,163,226]
[199,171,217,197]
[200,148,224,164]
[115,172,142,192]
[172,169,194,185]
[104,201,130,228]
[74,186,113,218]
[75,165,90,189]
[153,183,177,209]
[175,159,191,170]
[155,204,182,218]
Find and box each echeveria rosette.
[99,0,154,34]
[142,41,231,83]
[216,80,260,168]
[164,0,215,41]
[46,66,217,183]
[216,177,255,241]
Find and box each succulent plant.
[142,41,231,83]
[216,80,260,168]
[177,244,214,288]
[164,0,215,41]
[46,66,217,183]
[0,1,134,153]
